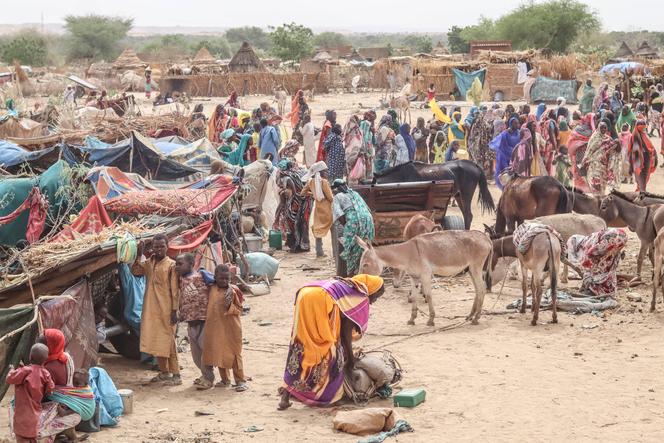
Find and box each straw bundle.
[1,223,160,290]
[57,114,191,143]
[536,54,587,80]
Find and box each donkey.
[389,95,411,124]
[489,227,561,326]
[356,230,493,326]
[599,191,664,276]
[651,227,664,311]
[403,214,441,240]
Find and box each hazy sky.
[2,0,659,32]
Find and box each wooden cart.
[333,180,463,276]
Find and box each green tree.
[402,35,433,54]
[225,26,271,50]
[0,30,48,66]
[141,34,192,61]
[447,26,468,53]
[455,1,599,53]
[493,0,599,52]
[194,38,232,59]
[269,23,314,62]
[64,14,133,60]
[313,32,349,48]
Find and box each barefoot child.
[6,343,54,443]
[202,264,247,392]
[174,253,215,389]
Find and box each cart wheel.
[442,215,465,231]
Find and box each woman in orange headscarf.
[208,104,228,143]
[278,274,384,410]
[629,119,657,191]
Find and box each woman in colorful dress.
[273,160,312,252]
[567,113,595,191]
[331,179,375,276]
[278,274,385,410]
[583,121,621,196]
[343,115,364,183]
[324,124,346,182]
[374,115,396,174]
[629,119,657,191]
[207,104,228,143]
[567,228,628,297]
[359,111,376,178]
[489,116,521,189]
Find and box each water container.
[268,230,282,250]
[118,388,133,415]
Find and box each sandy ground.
[3,93,664,442]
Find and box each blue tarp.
[0,140,56,168]
[63,131,199,179]
[530,76,579,104]
[118,264,144,333]
[599,62,649,76]
[88,367,123,426]
[452,68,486,99]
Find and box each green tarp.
[0,305,37,401]
[452,68,486,99]
[530,76,579,104]
[0,161,80,246]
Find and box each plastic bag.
[349,156,366,181]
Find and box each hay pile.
[57,114,190,143]
[1,223,160,289]
[477,49,538,64]
[537,54,590,80]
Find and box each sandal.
[150,372,171,383]
[164,375,182,386]
[196,378,214,390]
[235,383,248,392]
[215,380,230,388]
[192,377,203,386]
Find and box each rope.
[0,295,74,343]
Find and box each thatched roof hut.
[192,47,223,73]
[635,41,658,59]
[228,42,265,73]
[114,48,147,72]
[615,41,634,59]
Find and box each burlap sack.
[355,354,396,387]
[332,408,400,436]
[350,368,373,395]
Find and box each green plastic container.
[268,230,282,250]
[393,388,426,408]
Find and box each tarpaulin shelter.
[64,131,199,180]
[530,76,579,104]
[0,140,59,170]
[0,161,77,246]
[0,280,97,401]
[0,305,37,400]
[451,68,486,99]
[86,166,157,203]
[599,62,650,77]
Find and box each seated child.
[6,343,54,443]
[445,140,460,163]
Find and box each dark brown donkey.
[490,175,569,237]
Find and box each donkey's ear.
[355,236,371,250]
